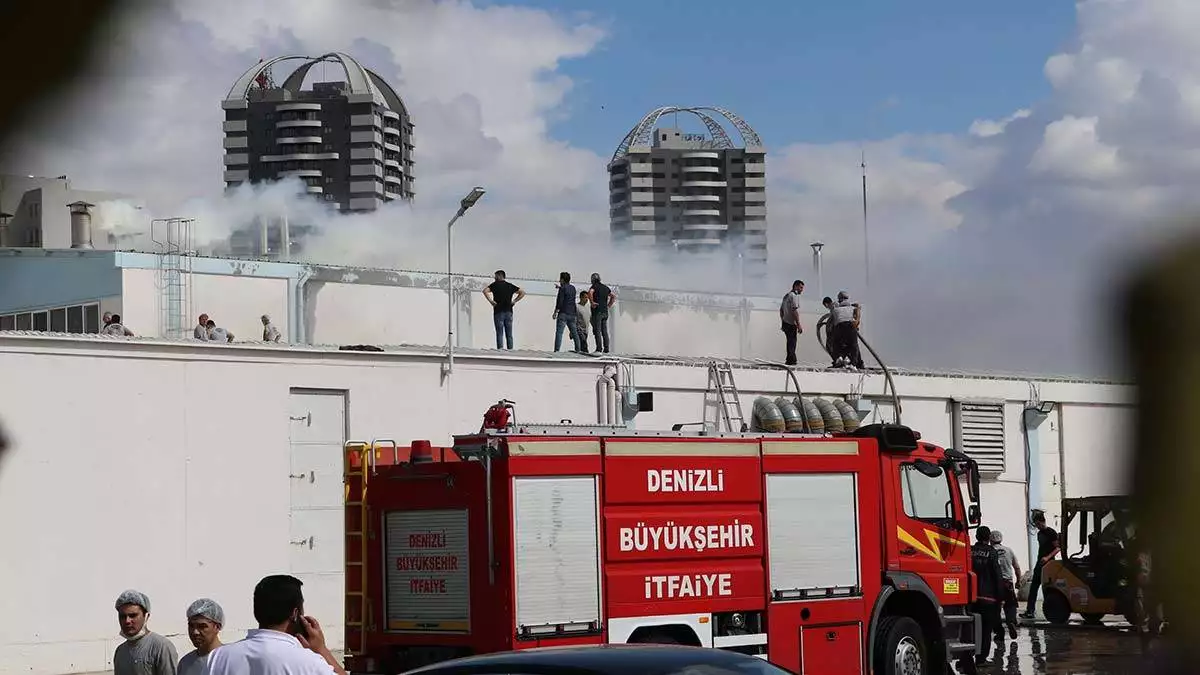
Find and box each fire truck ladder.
[343,439,396,658]
[706,360,747,432]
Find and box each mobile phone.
[288,612,309,639]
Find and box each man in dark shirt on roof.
[482,270,525,350]
[552,271,582,352]
[1022,510,1060,619]
[588,273,616,354]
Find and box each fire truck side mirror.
[968,504,982,527]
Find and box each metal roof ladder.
[707,360,747,432]
[342,439,393,658]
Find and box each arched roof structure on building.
[224,52,408,115]
[611,106,764,164]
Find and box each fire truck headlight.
[729,613,745,629]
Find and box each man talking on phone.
[206,574,346,675]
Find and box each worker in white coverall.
[113,589,178,675]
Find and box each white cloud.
[969,109,1031,138]
[7,0,1200,376]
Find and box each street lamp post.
[445,186,487,377]
[810,242,825,299]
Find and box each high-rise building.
[608,106,767,282]
[221,52,415,213]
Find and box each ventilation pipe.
[68,201,95,249]
[597,366,618,425]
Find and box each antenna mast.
[861,149,870,299]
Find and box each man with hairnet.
[178,598,224,675]
[990,530,1021,641]
[113,589,178,675]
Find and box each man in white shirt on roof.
[205,574,346,675]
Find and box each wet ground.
[962,619,1153,674]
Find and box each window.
[900,463,954,521]
[0,315,12,330]
[32,311,48,331]
[84,304,100,333]
[66,306,83,333]
[49,308,66,332]
[15,313,31,330]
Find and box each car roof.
[404,644,785,675]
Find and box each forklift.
[1039,496,1147,626]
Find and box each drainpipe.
[1023,402,1055,569]
[596,366,617,425]
[289,268,314,344]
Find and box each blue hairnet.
[115,589,151,612]
[186,598,225,626]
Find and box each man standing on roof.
[829,291,864,369]
[779,280,804,366]
[552,271,582,353]
[113,589,178,675]
[483,270,525,350]
[588,272,616,353]
[178,598,224,675]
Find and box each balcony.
[383,141,401,153]
[681,208,722,217]
[680,180,727,188]
[743,176,767,188]
[630,191,655,203]
[350,114,379,127]
[384,174,404,185]
[279,169,323,178]
[352,130,382,144]
[277,119,322,129]
[671,194,721,203]
[383,109,400,120]
[744,205,767,217]
[682,165,720,174]
[383,125,400,137]
[261,152,339,162]
[628,162,653,174]
[679,222,727,232]
[223,169,249,182]
[223,120,247,133]
[675,237,722,247]
[681,151,720,160]
[277,136,322,145]
[305,185,324,194]
[223,153,249,166]
[276,102,322,113]
[223,136,248,150]
[351,163,383,177]
[744,162,766,174]
[351,147,383,161]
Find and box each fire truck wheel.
[873,615,926,675]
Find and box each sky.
[5,0,1200,378]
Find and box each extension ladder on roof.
[706,360,747,432]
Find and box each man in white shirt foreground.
[205,574,346,675]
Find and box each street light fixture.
[446,186,486,377]
[810,242,825,299]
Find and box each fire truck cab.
[343,422,983,675]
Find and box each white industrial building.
[0,244,1134,675]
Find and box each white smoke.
[98,178,768,293]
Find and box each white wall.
[0,336,1134,675]
[121,269,290,341]
[1061,403,1135,498]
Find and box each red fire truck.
[342,419,984,675]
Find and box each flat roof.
[0,330,1130,385]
